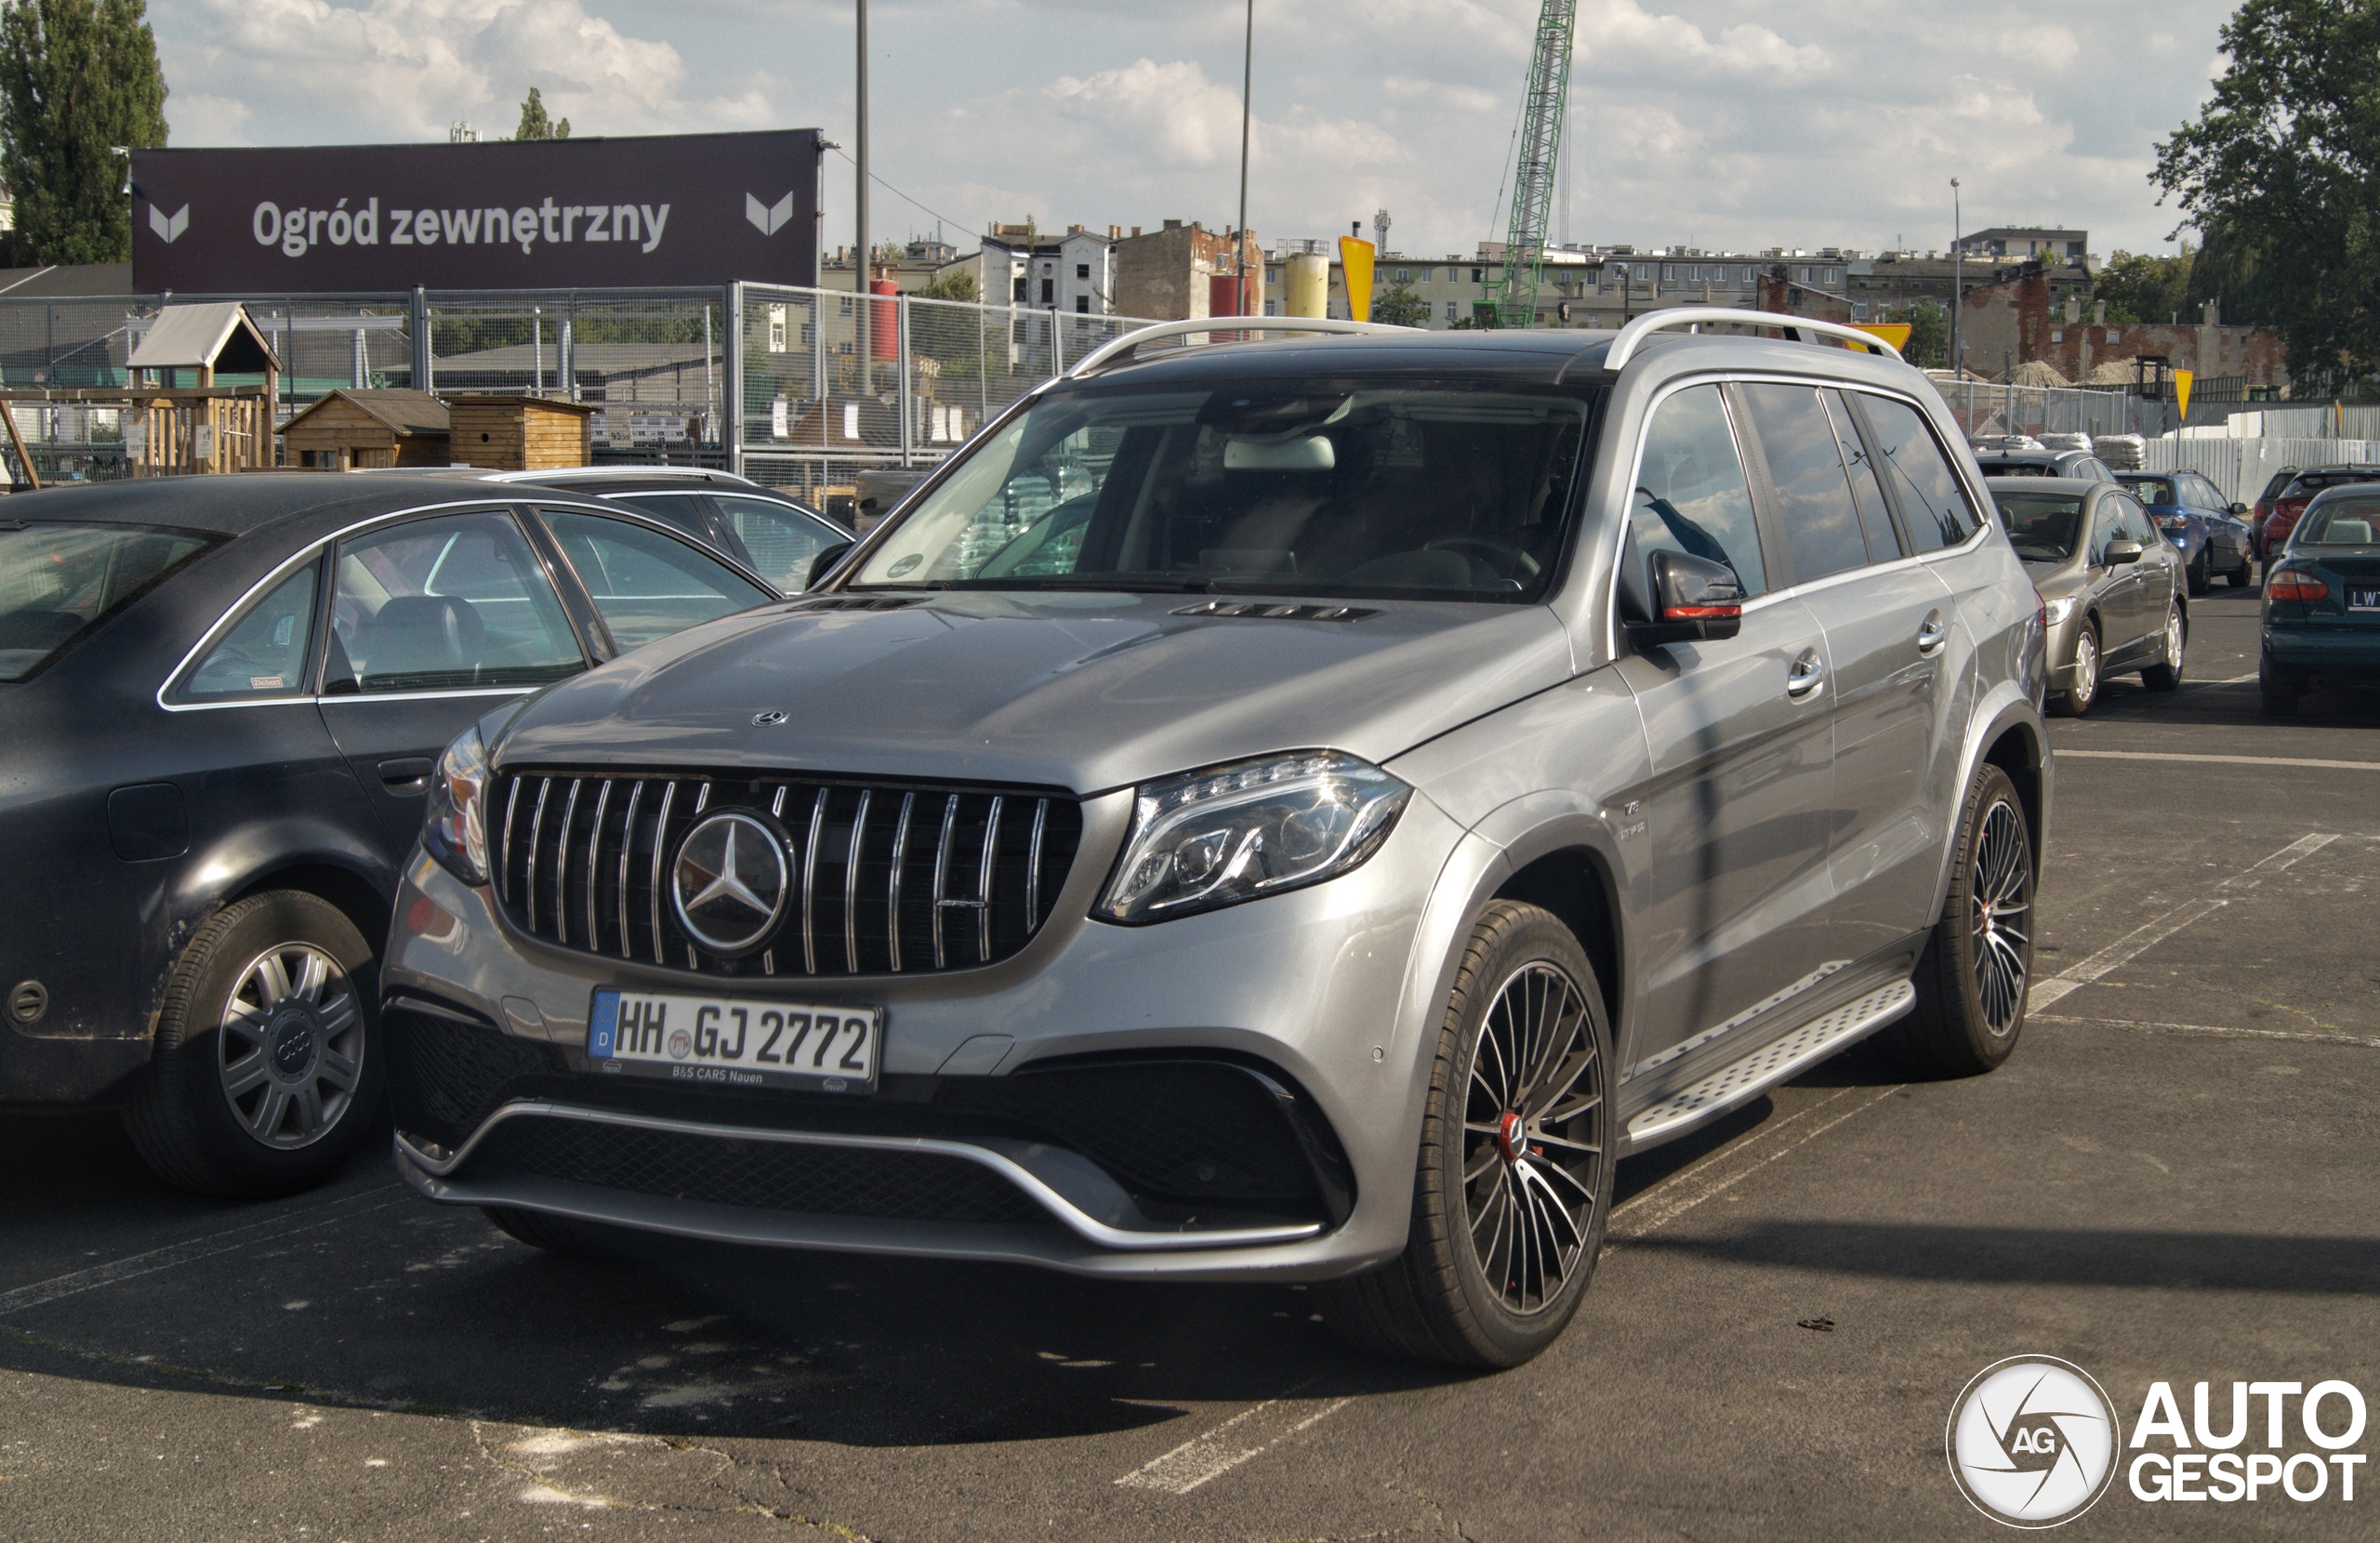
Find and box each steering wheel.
[1423,534,1539,579]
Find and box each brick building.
[1957,269,2286,389]
[1113,219,1259,322]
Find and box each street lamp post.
[1235,0,1253,317]
[854,0,870,388]
[1950,177,1963,381]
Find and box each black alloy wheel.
[1881,763,2034,1077]
[1319,901,1613,1367]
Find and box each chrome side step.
[1623,980,1915,1149]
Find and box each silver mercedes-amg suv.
[385,310,2049,1367]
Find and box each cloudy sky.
[149,0,2240,261]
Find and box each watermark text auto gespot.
[250,196,671,258]
[2127,1379,2366,1505]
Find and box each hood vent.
[1172,600,1378,622]
[791,595,927,613]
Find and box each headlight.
[2042,595,2078,626]
[1095,751,1411,924]
[421,725,491,886]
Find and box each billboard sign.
[130,129,820,293]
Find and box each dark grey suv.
[381,310,2051,1367]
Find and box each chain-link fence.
[1924,376,2173,441]
[0,282,1170,489]
[734,284,1159,505]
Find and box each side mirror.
[803,540,854,591]
[2105,539,2144,566]
[2229,503,2250,518]
[1626,549,1745,648]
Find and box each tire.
[1877,763,2034,1079]
[123,890,382,1198]
[2053,620,2100,717]
[483,1206,615,1256]
[2141,602,2185,691]
[2187,551,2210,597]
[2228,557,2254,590]
[2259,652,2304,718]
[1316,902,1614,1368]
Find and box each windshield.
[848,381,1594,600]
[0,521,216,683]
[1992,490,2086,561]
[2300,502,2380,546]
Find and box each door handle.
[377,757,433,793]
[1786,649,1827,700]
[1916,612,1948,653]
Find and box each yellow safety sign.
[1339,237,1374,324]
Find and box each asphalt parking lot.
[4,580,2374,1543]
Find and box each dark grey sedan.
[0,476,781,1196]
[1993,478,2188,715]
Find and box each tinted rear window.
[0,521,216,682]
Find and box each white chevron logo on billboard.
[149,204,189,243]
[745,191,795,237]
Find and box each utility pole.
[855,0,870,387]
[1236,0,1253,316]
[1950,177,1963,380]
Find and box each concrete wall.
[1115,221,1258,322]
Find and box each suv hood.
[494,592,1575,793]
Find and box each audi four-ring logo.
[669,811,789,954]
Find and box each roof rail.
[1603,307,1901,373]
[1065,317,1416,379]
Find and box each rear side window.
[1628,384,1766,602]
[0,521,214,683]
[326,510,584,694]
[176,561,317,700]
[1733,382,1869,586]
[1858,395,1979,552]
[1824,390,1901,560]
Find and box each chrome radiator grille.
[492,770,1081,978]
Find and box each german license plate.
[587,989,879,1093]
[2350,588,2380,613]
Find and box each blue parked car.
[2260,486,2380,716]
[2116,471,2256,595]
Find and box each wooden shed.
[278,389,452,469]
[446,395,599,471]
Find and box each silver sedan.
[1995,478,2188,715]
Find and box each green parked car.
[2261,487,2380,717]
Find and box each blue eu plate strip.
[588,989,619,1060]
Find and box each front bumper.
[382,785,1469,1281]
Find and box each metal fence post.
[410,286,430,391]
[724,284,744,476]
[1049,310,1064,377]
[896,295,913,468]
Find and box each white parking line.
[1115,1380,1353,1495]
[2034,1013,2380,1050]
[2028,832,2338,1012]
[0,1186,407,1317]
[2057,749,2380,772]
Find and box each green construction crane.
[1480,0,1578,328]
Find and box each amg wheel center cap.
[671,811,790,955]
[1496,1110,1527,1165]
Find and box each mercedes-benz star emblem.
[670,811,789,954]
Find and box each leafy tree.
[513,87,568,140]
[2153,0,2380,381]
[1370,282,1429,327]
[0,0,168,265]
[1878,300,1949,369]
[914,269,980,304]
[2184,213,2286,329]
[2093,247,2196,324]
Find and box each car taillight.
[2158,516,2189,531]
[2266,570,2329,602]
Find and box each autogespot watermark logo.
[1950,1359,2371,1526]
[1948,1357,2122,1527]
